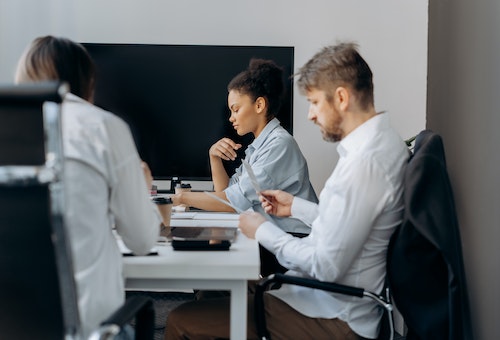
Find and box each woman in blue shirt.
[173,59,317,236]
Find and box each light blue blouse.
[224,118,317,233]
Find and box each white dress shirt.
[256,113,409,338]
[62,94,160,337]
[225,118,318,233]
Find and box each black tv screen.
[82,43,294,180]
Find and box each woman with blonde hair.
[15,35,162,338]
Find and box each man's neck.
[342,107,378,138]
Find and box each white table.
[122,212,260,340]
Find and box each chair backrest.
[387,130,473,340]
[0,82,81,339]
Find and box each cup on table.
[175,183,191,210]
[175,183,192,194]
[152,196,173,237]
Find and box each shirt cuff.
[291,196,318,226]
[224,183,252,211]
[255,220,287,252]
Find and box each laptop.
[168,226,238,251]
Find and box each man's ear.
[335,86,350,112]
[255,96,267,114]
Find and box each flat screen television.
[82,43,294,184]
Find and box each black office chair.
[0,82,154,340]
[254,130,473,340]
[386,130,473,340]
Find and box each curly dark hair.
[227,58,285,121]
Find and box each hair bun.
[248,58,283,80]
[248,58,284,99]
[227,58,286,118]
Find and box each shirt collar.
[337,112,390,157]
[246,118,281,155]
[64,92,86,104]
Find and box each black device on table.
[169,226,237,251]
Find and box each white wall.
[0,0,428,193]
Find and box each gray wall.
[427,0,500,339]
[0,0,427,194]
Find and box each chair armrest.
[261,273,365,297]
[254,273,393,340]
[89,296,155,340]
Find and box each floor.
[126,290,407,340]
[126,290,195,340]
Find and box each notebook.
[168,226,238,251]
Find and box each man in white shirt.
[165,42,409,340]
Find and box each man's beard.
[322,130,342,142]
[320,120,343,143]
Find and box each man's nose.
[307,108,316,121]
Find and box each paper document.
[193,212,240,220]
[241,159,274,206]
[171,212,197,219]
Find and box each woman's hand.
[141,161,153,191]
[209,138,242,161]
[170,193,182,206]
[239,211,267,239]
[260,190,294,217]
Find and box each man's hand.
[239,211,266,239]
[209,138,242,161]
[259,190,294,217]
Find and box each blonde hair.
[296,42,374,110]
[15,36,96,101]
